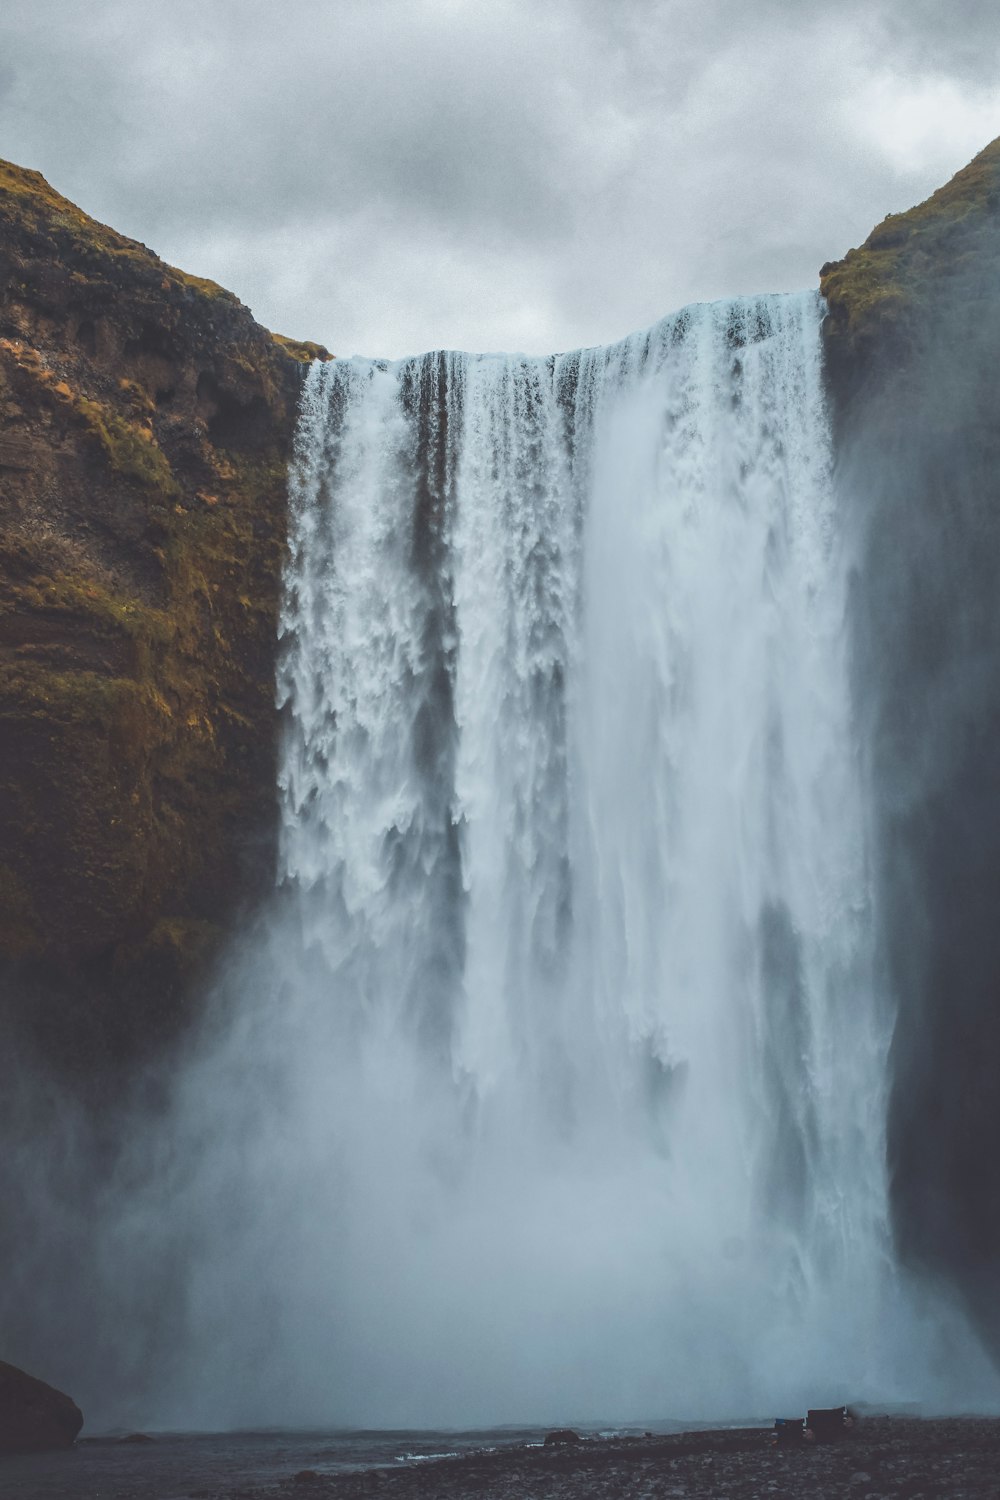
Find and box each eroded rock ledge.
[0,159,329,1067]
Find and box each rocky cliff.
[822,138,1000,1353]
[821,136,1000,407]
[0,159,328,1068]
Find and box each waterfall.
[260,291,910,1424]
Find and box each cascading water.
[255,290,909,1425]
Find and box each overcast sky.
[2,0,999,358]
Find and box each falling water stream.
[8,292,1000,1448]
[249,292,910,1425]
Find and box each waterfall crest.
[260,293,911,1422]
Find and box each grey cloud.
[872,0,1000,81]
[0,0,998,355]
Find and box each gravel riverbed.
[4,1414,998,1499]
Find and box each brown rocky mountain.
[0,158,327,1068]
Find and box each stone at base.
[0,1359,83,1452]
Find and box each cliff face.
[821,137,1000,408]
[0,160,328,1066]
[822,140,1000,1349]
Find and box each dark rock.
[805,1406,849,1442]
[0,1357,83,1452]
[772,1417,805,1446]
[820,134,1000,1362]
[0,155,330,1074]
[543,1428,582,1446]
[820,137,1000,407]
[118,1430,155,1443]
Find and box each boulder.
[0,1359,83,1452]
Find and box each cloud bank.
[1,2,999,356]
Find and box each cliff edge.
[822,138,1000,1352]
[821,136,1000,405]
[0,159,328,1066]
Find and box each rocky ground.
[7,1415,995,1500]
[258,1418,1000,1500]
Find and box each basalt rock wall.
[822,138,1000,1350]
[0,159,328,1070]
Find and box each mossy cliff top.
[820,137,1000,389]
[0,158,330,1069]
[0,159,332,365]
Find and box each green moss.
[76,396,180,495]
[117,377,156,415]
[2,570,136,633]
[0,541,179,702]
[821,137,1000,354]
[1,343,179,498]
[169,267,230,300]
[0,154,293,1028]
[0,661,150,727]
[0,157,240,311]
[271,331,334,364]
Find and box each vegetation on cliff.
[820,136,1000,391]
[0,158,329,1064]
